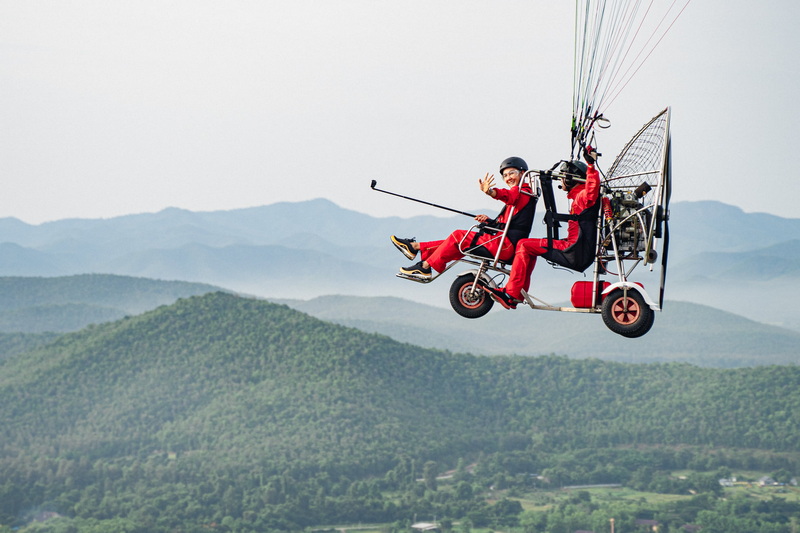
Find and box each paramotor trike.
[378,107,671,338]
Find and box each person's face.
[502,168,522,187]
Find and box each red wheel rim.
[610,296,641,325]
[458,283,484,309]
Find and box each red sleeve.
[492,185,519,206]
[493,183,532,207]
[571,165,601,214]
[493,184,532,223]
[584,164,600,202]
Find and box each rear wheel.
[601,288,654,337]
[449,274,494,319]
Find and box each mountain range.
[0,198,797,334]
[0,197,797,371]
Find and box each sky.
[1,0,798,224]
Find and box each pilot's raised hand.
[479,173,496,196]
[583,145,598,165]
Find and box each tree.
[520,510,546,533]
[492,498,523,527]
[454,482,473,501]
[423,461,438,492]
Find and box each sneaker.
[391,236,418,260]
[399,261,431,280]
[485,286,519,310]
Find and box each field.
[323,473,800,532]
[510,485,691,512]
[510,474,800,510]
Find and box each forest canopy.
[1,292,797,531]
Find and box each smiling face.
[501,168,522,187]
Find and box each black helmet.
[562,160,587,189]
[499,157,528,174]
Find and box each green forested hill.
[1,292,488,479]
[1,292,798,531]
[0,331,61,361]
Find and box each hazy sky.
[1,1,797,224]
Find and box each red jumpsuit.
[503,165,600,300]
[419,184,533,273]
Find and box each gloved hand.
[583,145,598,165]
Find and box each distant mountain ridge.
[0,274,220,333]
[276,295,800,368]
[0,198,797,330]
[3,199,796,254]
[668,201,800,255]
[0,200,457,300]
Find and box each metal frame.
[394,108,671,334]
[396,170,539,302]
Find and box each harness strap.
[545,211,578,251]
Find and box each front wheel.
[449,274,494,319]
[601,288,654,337]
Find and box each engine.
[607,187,652,256]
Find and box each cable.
[571,0,692,149]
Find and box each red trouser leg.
[504,238,549,299]
[422,230,472,273]
[423,231,512,273]
[419,239,444,265]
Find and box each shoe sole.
[391,236,417,260]
[399,270,431,280]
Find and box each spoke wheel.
[449,274,494,319]
[601,288,654,337]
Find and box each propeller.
[658,138,672,309]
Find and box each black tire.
[449,274,494,319]
[613,306,655,339]
[601,288,655,337]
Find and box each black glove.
[583,145,598,165]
